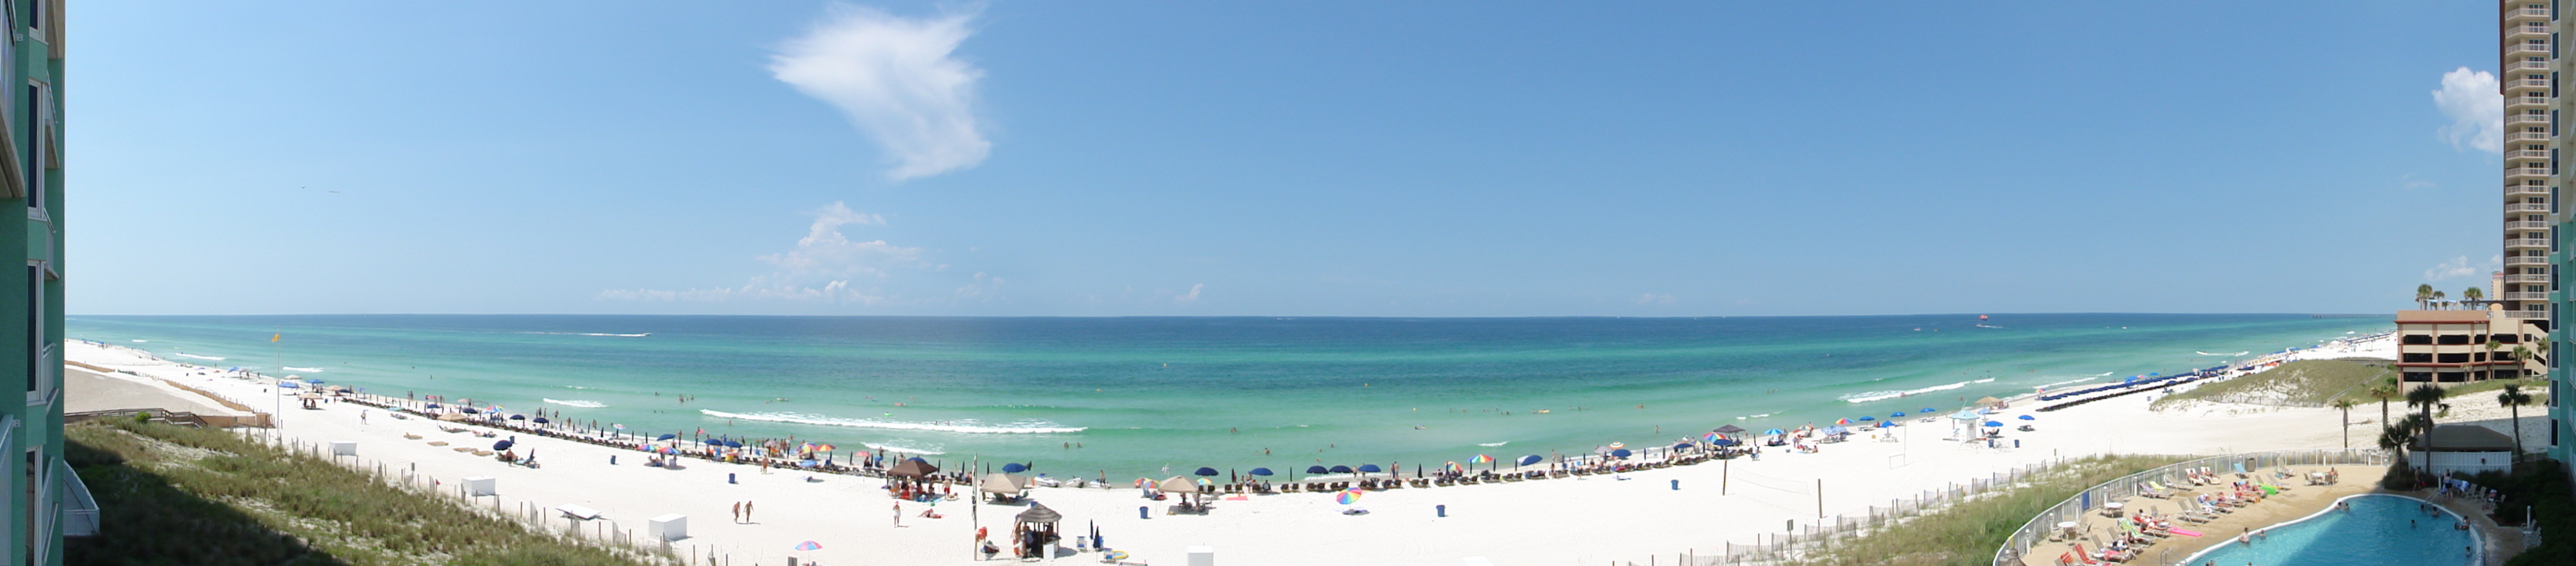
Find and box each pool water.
[2183,494,2476,566]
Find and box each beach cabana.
[1012,503,1063,559]
[1713,424,1747,435]
[979,473,1031,501]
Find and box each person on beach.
[744,501,754,523]
[893,502,903,527]
[732,502,741,523]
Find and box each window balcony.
[2512,114,2555,125]
[2508,168,2553,178]
[2510,238,2552,248]
[2506,310,2553,319]
[2521,44,2556,53]
[2510,220,2554,229]
[2509,202,2553,212]
[2515,26,2552,39]
[2507,256,2551,266]
[2509,273,2552,283]
[2513,132,2556,142]
[2523,79,2554,88]
[52,459,94,538]
[2509,185,2553,196]
[2519,60,2554,70]
[2514,97,2554,108]
[2509,292,2552,300]
[2515,149,2553,158]
[2520,7,2553,18]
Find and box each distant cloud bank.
[598,202,962,305]
[2434,67,2502,154]
[770,4,991,181]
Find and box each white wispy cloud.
[599,202,941,304]
[771,4,991,181]
[2434,67,2503,154]
[1172,283,1205,303]
[2424,256,2476,281]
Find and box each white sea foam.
[544,398,609,408]
[1839,381,1970,403]
[173,353,225,361]
[565,385,596,390]
[2036,377,2096,389]
[699,409,1085,434]
[1477,441,1508,447]
[130,339,146,342]
[1972,378,1994,384]
[861,442,946,455]
[2194,351,2251,357]
[283,366,325,373]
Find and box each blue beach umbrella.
[1327,465,1353,473]
[460,407,479,414]
[1357,464,1383,473]
[656,434,677,440]
[1673,443,1693,450]
[702,439,722,445]
[1610,449,1632,458]
[1984,421,2004,427]
[2019,414,2037,421]
[1247,468,1274,476]
[1518,455,1543,466]
[1856,416,1875,421]
[906,457,926,463]
[425,403,441,408]
[1763,428,1785,435]
[1193,467,1220,477]
[724,440,743,448]
[1921,407,1937,413]
[1002,462,1029,473]
[1889,413,1905,419]
[278,381,300,389]
[494,440,513,450]
[1822,425,1849,435]
[1713,438,1740,446]
[1305,466,1329,474]
[510,414,526,421]
[533,417,549,424]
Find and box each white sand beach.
[63,333,2481,566]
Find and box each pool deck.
[2017,465,2386,566]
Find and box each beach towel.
[2258,485,2278,495]
[2166,528,2203,537]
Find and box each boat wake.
[700,409,1085,434]
[544,398,608,408]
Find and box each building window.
[2404,353,2434,363]
[2440,353,2471,363]
[2440,335,2472,345]
[2403,334,2434,344]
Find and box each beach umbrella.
[1822,425,1849,435]
[494,440,514,450]
[2019,414,2037,421]
[1833,418,1851,425]
[1469,455,1494,465]
[1305,465,1329,474]
[1921,407,1937,413]
[460,407,479,414]
[1672,443,1692,450]
[1328,465,1353,473]
[1856,416,1875,421]
[1713,424,1747,434]
[657,434,677,441]
[1713,438,1739,446]
[794,541,821,552]
[1357,463,1383,473]
[1611,449,1632,458]
[1702,432,1726,444]
[1984,421,2004,427]
[1606,441,1625,450]
[612,423,626,430]
[702,439,722,445]
[1247,467,1274,476]
[724,440,743,448]
[1193,467,1220,477]
[533,417,549,424]
[425,403,441,408]
[1889,413,1905,418]
[1002,462,1030,473]
[1517,455,1543,466]
[1444,461,1465,474]
[1156,476,1197,494]
[1335,488,1362,505]
[1763,428,1785,435]
[510,414,526,421]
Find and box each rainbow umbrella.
[1469,455,1495,465]
[793,541,821,551]
[1336,488,1362,505]
[1444,461,1465,474]
[1702,432,1726,444]
[1834,418,1852,425]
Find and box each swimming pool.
[2182,494,2476,566]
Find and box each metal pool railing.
[1990,448,2390,566]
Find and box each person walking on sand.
[893,502,903,527]
[731,502,741,524]
[744,501,754,523]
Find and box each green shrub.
[1789,454,2188,566]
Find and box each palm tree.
[2500,384,2535,461]
[2432,290,2448,309]
[2463,287,2486,308]
[2379,415,2425,473]
[2418,284,2436,309]
[2331,398,2357,449]
[2370,378,2400,428]
[2406,384,2448,459]
[2488,338,2506,378]
[2512,345,2534,380]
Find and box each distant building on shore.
[0,1,79,563]
[2392,310,2543,382]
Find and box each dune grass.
[2149,359,2393,409]
[1786,454,2189,566]
[63,419,661,566]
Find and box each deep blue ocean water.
[67,314,2387,477]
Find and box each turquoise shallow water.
[2183,494,2476,566]
[67,314,2387,477]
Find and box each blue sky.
[73,1,2504,316]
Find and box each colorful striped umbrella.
[1702,432,1726,444]
[1835,418,1852,425]
[1444,461,1465,474]
[1469,454,1494,465]
[1336,488,1362,505]
[793,541,821,551]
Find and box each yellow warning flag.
[270,333,281,342]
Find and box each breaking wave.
[699,409,1085,434]
[173,353,224,361]
[1840,381,1971,403]
[544,399,608,408]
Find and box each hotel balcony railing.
[2509,202,2553,212]
[2509,292,2553,300]
[2523,79,2553,88]
[2518,60,2554,70]
[2508,256,2551,266]
[2509,273,2552,283]
[2521,8,2553,18]
[2511,114,2555,124]
[2506,310,2552,319]
[2510,220,2554,229]
[2508,168,2553,177]
[2515,150,2553,158]
[2510,238,2552,248]
[2513,131,2555,141]
[2515,26,2552,38]
[2509,186,2553,195]
[2521,44,2556,53]
[2514,98,2554,107]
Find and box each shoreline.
[60,328,2427,566]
